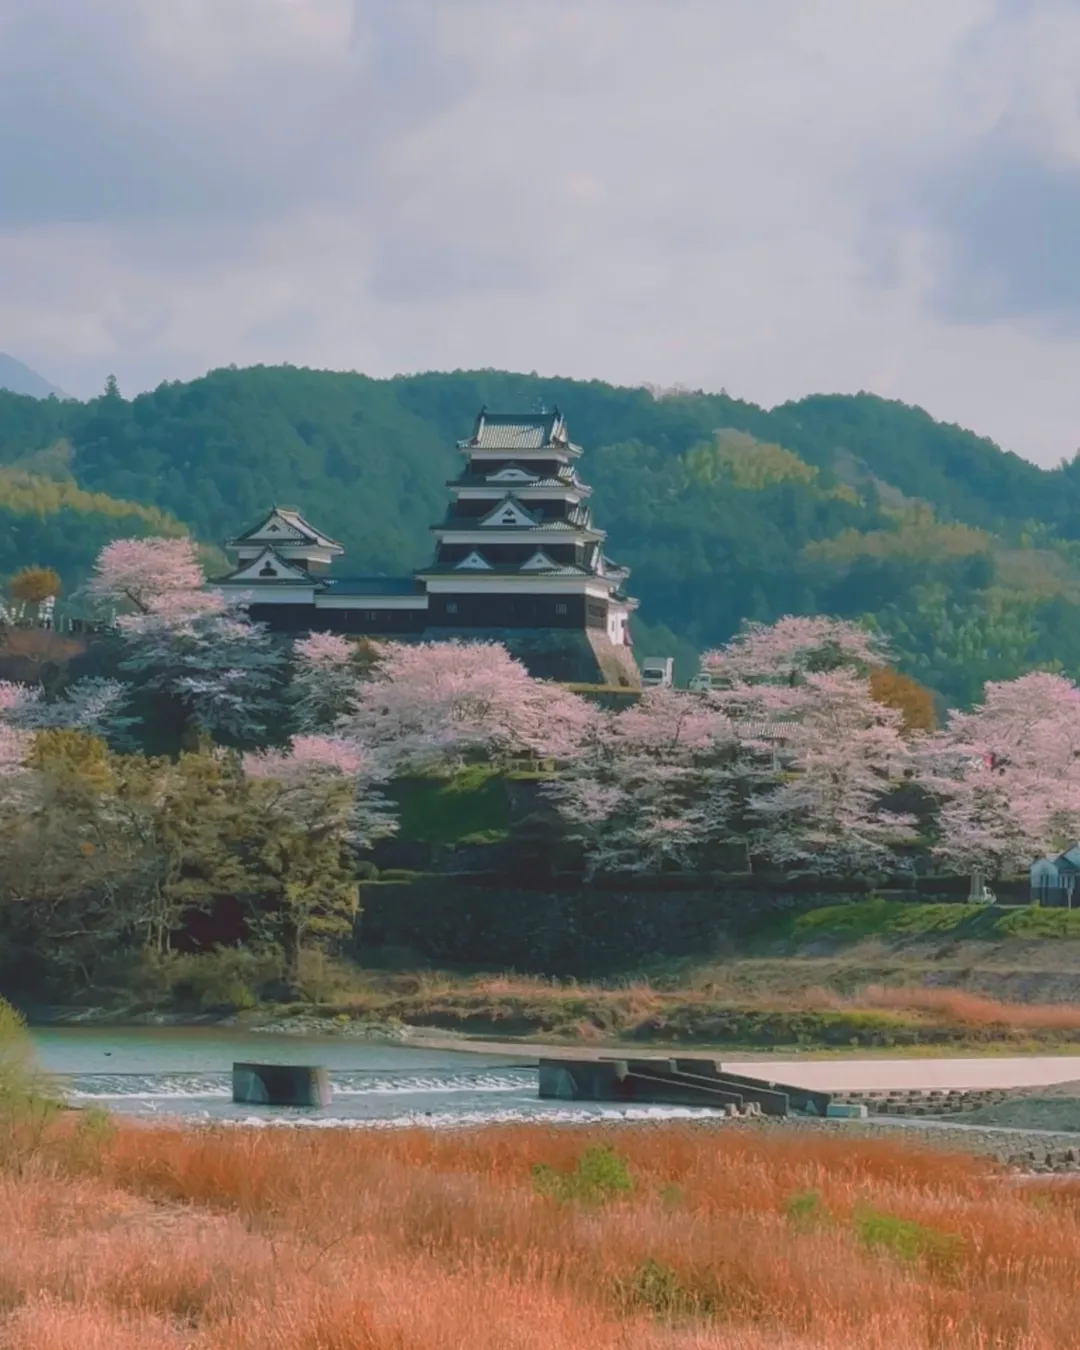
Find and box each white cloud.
[4,0,1080,465]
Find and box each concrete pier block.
[826,1102,869,1119]
[232,1063,331,1108]
[537,1063,578,1100]
[538,1059,628,1101]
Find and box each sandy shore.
[404,1033,1080,1092]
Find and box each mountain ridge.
[0,353,68,400]
[0,364,1077,704]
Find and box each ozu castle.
[218,409,642,688]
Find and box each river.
[29,1026,723,1128]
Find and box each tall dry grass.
[0,1117,1078,1347]
[396,968,1080,1037]
[854,985,1080,1030]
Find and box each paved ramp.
[722,1057,1080,1093]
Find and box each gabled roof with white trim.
[227,506,343,553]
[454,550,493,570]
[477,495,541,528]
[219,546,318,585]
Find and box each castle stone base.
[420,627,641,689]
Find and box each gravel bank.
[735,1113,1080,1173]
[953,1078,1080,1132]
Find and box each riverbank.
[28,985,1080,1057]
[27,897,1080,1053]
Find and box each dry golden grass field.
[1,1111,1079,1349]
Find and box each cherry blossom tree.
[0,678,130,740]
[242,733,396,982]
[244,733,395,846]
[88,537,215,620]
[550,687,737,875]
[341,640,596,775]
[745,669,919,876]
[245,734,367,782]
[704,615,887,688]
[924,672,1080,875]
[118,607,283,751]
[86,537,284,753]
[290,633,381,733]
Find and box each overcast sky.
[3,0,1080,464]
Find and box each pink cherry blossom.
[0,682,38,717]
[704,615,887,686]
[0,723,30,776]
[243,734,394,851]
[291,633,368,733]
[550,687,736,875]
[343,640,597,773]
[746,668,918,874]
[89,537,207,615]
[924,672,1080,873]
[294,633,353,667]
[244,735,368,783]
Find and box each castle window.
[554,602,568,615]
[364,610,377,621]
[258,562,277,576]
[445,602,458,614]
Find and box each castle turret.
[225,506,344,573]
[416,408,637,655]
[216,410,640,686]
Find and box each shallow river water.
[29,1026,722,1129]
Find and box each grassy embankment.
[246,900,1080,1051]
[325,767,1080,1049]
[5,1099,1080,1347]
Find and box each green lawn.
[776,898,1080,946]
[389,766,512,847]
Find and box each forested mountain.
[1,365,1079,705]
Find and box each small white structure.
[968,869,996,905]
[1030,847,1080,907]
[688,670,713,693]
[641,657,674,689]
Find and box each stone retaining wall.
[831,1088,1011,1117]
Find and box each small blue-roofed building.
[1030,847,1080,906]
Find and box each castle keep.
[218,409,640,687]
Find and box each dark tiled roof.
[458,409,581,453]
[227,506,342,551]
[449,472,588,491]
[435,520,600,533]
[417,563,591,577]
[221,576,320,587]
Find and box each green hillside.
[2,367,1080,704]
[0,436,188,601]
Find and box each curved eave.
[447,480,592,496]
[218,577,324,588]
[226,513,344,555]
[432,535,606,550]
[457,444,583,459]
[418,565,592,579]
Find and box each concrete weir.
[537,1057,827,1117]
[232,1062,332,1108]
